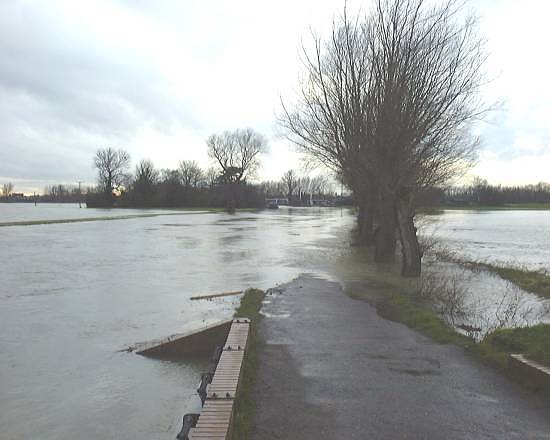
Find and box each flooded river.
[422,209,550,272]
[1,204,549,439]
[0,204,354,439]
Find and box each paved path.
[251,275,550,439]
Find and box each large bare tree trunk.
[374,196,396,262]
[281,0,487,280]
[357,200,375,245]
[396,196,422,277]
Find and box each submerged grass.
[0,207,258,227]
[428,203,550,211]
[0,213,167,227]
[435,250,550,300]
[231,288,265,440]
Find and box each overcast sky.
[1,0,549,194]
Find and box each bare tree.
[207,128,267,183]
[94,148,131,196]
[280,11,380,248]
[47,184,70,199]
[2,182,13,197]
[363,0,486,276]
[310,175,331,196]
[179,160,204,188]
[204,166,220,189]
[135,159,158,186]
[282,0,487,276]
[160,168,181,185]
[281,170,299,202]
[133,159,158,204]
[261,180,284,198]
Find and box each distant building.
[265,198,289,206]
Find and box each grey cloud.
[0,2,198,190]
[478,109,550,160]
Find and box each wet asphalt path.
[250,275,550,439]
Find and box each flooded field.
[1,204,549,439]
[0,202,174,223]
[422,209,550,271]
[0,204,354,440]
[420,209,550,335]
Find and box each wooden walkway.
[188,318,250,440]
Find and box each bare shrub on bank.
[420,268,471,328]
[422,264,550,341]
[471,284,550,340]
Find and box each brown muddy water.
[0,204,354,439]
[1,204,549,438]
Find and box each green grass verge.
[231,288,265,440]
[486,325,550,366]
[375,290,550,380]
[488,265,550,299]
[377,293,471,345]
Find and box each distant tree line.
[42,184,89,202]
[261,170,338,205]
[416,179,550,207]
[88,128,268,209]
[0,181,28,202]
[87,131,340,210]
[0,182,91,203]
[2,182,14,197]
[1,126,340,207]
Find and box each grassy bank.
[231,288,265,440]
[435,250,550,300]
[377,289,550,381]
[486,325,550,366]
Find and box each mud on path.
[251,275,550,439]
